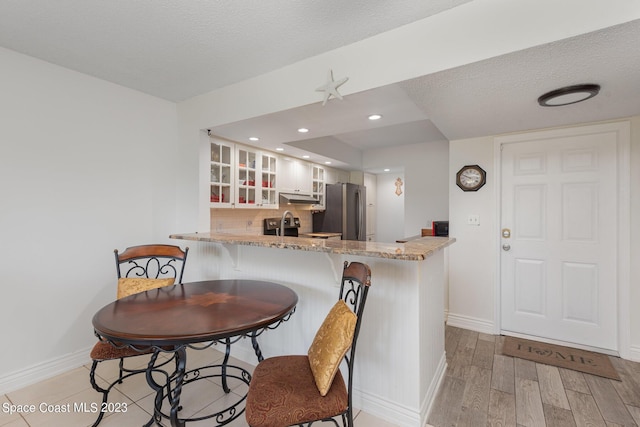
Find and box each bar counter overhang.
[170,231,455,427]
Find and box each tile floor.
[0,346,399,427]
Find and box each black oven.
[263,217,300,237]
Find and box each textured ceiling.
[211,20,640,170]
[402,19,640,140]
[0,0,470,101]
[1,1,639,171]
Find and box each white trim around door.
[493,120,630,358]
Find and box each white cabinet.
[311,164,326,209]
[236,146,278,208]
[209,137,278,209]
[209,139,234,207]
[279,157,311,194]
[259,153,278,208]
[326,167,350,185]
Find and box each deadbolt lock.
[502,228,511,238]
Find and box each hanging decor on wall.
[315,69,348,106]
[395,178,403,196]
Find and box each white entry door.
[500,126,620,351]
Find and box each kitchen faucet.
[280,210,294,236]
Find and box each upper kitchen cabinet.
[325,167,350,185]
[311,164,326,209]
[236,146,278,208]
[259,152,278,208]
[210,139,234,207]
[279,157,311,194]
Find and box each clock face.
[456,165,486,191]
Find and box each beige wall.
[0,47,178,386]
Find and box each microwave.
[432,221,449,237]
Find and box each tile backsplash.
[210,208,313,234]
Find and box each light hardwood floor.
[0,347,398,427]
[4,327,639,427]
[427,325,640,427]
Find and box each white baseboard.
[353,388,421,427]
[421,353,447,422]
[446,312,494,335]
[0,346,92,396]
[628,345,640,362]
[352,352,447,427]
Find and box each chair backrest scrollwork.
[115,244,189,283]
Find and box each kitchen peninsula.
[170,231,454,427]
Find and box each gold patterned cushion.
[117,277,175,299]
[307,300,357,396]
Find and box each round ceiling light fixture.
[537,84,600,107]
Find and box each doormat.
[502,336,620,381]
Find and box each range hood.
[279,193,320,205]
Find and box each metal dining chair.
[246,261,372,427]
[88,244,188,426]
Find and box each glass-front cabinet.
[260,153,278,208]
[209,136,279,209]
[236,147,257,207]
[311,164,326,209]
[210,139,233,207]
[235,146,278,208]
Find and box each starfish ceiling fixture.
[315,69,349,106]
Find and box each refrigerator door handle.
[356,188,363,240]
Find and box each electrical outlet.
[467,215,480,226]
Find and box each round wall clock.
[456,165,486,192]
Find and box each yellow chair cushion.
[117,277,175,299]
[307,300,357,396]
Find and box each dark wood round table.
[92,279,298,427]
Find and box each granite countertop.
[396,234,423,243]
[298,232,342,238]
[169,232,455,261]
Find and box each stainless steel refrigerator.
[312,183,366,241]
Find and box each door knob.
[502,244,511,251]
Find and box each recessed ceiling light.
[249,137,259,141]
[302,155,310,159]
[368,114,382,121]
[537,84,600,107]
[325,161,332,165]
[276,147,284,151]
[384,168,390,172]
[298,128,309,133]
